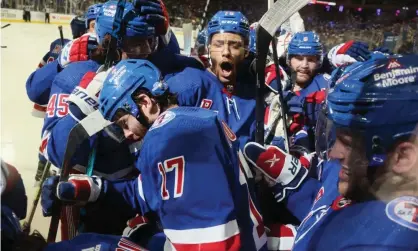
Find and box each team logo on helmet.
[387,59,402,69]
[386,196,418,231]
[303,36,308,42]
[152,81,168,93]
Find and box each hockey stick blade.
[259,0,310,37]
[255,0,310,144]
[47,110,111,243]
[1,24,11,29]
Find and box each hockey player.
[42,59,268,251]
[39,1,159,235]
[85,3,102,34]
[30,16,85,117]
[244,54,418,250]
[2,160,48,251]
[166,11,258,149]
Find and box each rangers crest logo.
[386,196,418,231]
[149,111,176,131]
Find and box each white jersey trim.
[163,219,240,244]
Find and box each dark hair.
[113,88,178,121]
[133,88,178,109]
[90,34,121,65]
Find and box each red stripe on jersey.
[267,223,295,238]
[172,232,241,251]
[78,71,97,89]
[33,103,47,112]
[39,137,48,153]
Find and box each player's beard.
[344,157,375,202]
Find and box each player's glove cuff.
[57,175,105,204]
[270,166,308,202]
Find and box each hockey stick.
[197,0,211,31]
[22,161,52,233]
[270,37,290,152]
[46,111,111,242]
[1,23,11,29]
[47,0,126,243]
[58,25,65,47]
[255,0,310,144]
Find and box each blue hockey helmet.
[249,22,258,54]
[70,15,86,39]
[85,3,103,29]
[323,55,418,167]
[287,31,323,65]
[99,59,168,122]
[95,0,132,44]
[207,11,250,43]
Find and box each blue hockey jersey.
[167,68,257,149]
[102,107,267,251]
[308,196,418,250]
[39,38,71,68]
[26,60,62,113]
[265,159,344,251]
[284,74,330,151]
[44,234,148,251]
[39,60,136,180]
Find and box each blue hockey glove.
[41,176,60,217]
[132,0,169,35]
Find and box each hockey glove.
[328,40,370,68]
[41,175,60,217]
[244,142,310,202]
[58,33,99,68]
[133,0,169,36]
[68,70,106,121]
[41,174,104,217]
[123,214,160,247]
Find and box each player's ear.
[136,94,152,108]
[391,141,418,174]
[244,46,249,59]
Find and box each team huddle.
[1,0,418,250]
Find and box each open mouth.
[220,61,234,78]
